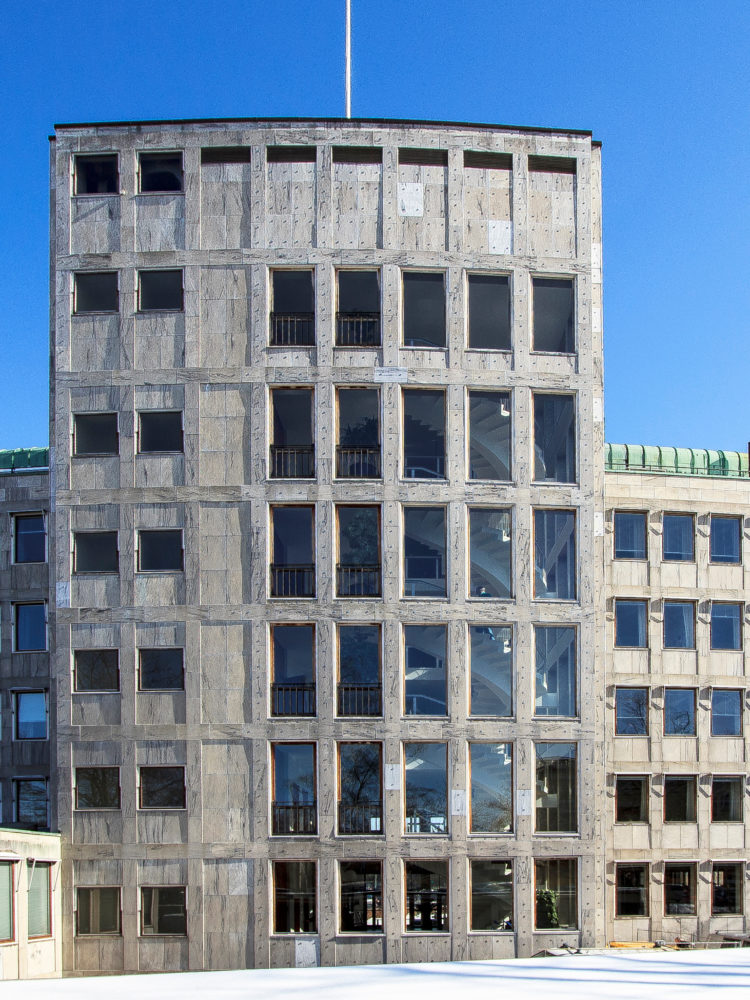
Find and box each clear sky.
[1,0,748,452]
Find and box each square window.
[662,514,694,561]
[664,688,696,736]
[73,531,119,573]
[76,887,121,935]
[712,863,743,915]
[138,270,183,311]
[139,767,186,809]
[74,649,120,692]
[467,274,510,350]
[14,603,46,651]
[534,509,576,600]
[710,516,741,564]
[663,602,694,649]
[0,861,14,942]
[614,511,647,559]
[27,862,51,938]
[664,863,695,915]
[711,689,743,736]
[140,886,187,935]
[615,776,648,823]
[615,688,648,736]
[711,603,742,650]
[534,626,576,718]
[404,625,447,717]
[139,153,183,193]
[404,743,448,834]
[339,862,382,933]
[616,864,648,917]
[663,776,696,822]
[535,743,577,833]
[470,859,513,931]
[272,744,317,835]
[273,862,316,933]
[712,777,743,822]
[469,743,513,833]
[138,648,184,691]
[74,272,118,313]
[471,624,513,717]
[14,779,48,830]
[75,767,121,809]
[73,413,118,456]
[138,411,183,453]
[614,600,647,648]
[137,530,183,572]
[403,389,446,479]
[403,272,445,348]
[468,390,511,481]
[13,691,47,740]
[75,154,118,195]
[533,394,576,483]
[405,860,448,932]
[270,270,315,346]
[532,278,574,353]
[469,508,512,598]
[13,514,46,564]
[403,507,446,598]
[336,271,380,346]
[535,859,577,929]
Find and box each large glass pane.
[535,859,577,929]
[467,274,510,350]
[470,508,512,598]
[533,394,575,483]
[662,514,694,561]
[532,278,574,353]
[14,603,46,651]
[710,517,741,564]
[274,862,317,933]
[470,859,513,931]
[664,689,696,735]
[140,886,186,934]
[74,649,119,692]
[663,602,694,648]
[337,388,380,477]
[75,767,121,809]
[664,864,695,915]
[14,515,46,563]
[340,862,382,932]
[468,391,511,480]
[138,648,184,690]
[337,272,380,346]
[403,390,445,479]
[270,389,314,478]
[615,776,648,823]
[404,507,446,597]
[534,626,576,717]
[0,862,13,941]
[16,780,47,829]
[470,624,512,717]
[614,512,647,559]
[404,625,446,716]
[615,688,648,736]
[664,776,696,822]
[76,887,121,935]
[403,272,445,348]
[14,692,47,739]
[711,689,742,736]
[337,506,381,597]
[711,603,742,650]
[271,271,314,346]
[338,624,381,716]
[405,860,448,931]
[615,600,647,647]
[535,743,577,832]
[139,767,185,809]
[712,777,743,822]
[616,865,648,917]
[404,743,447,834]
[271,506,315,598]
[272,744,316,835]
[338,743,382,835]
[271,625,315,717]
[470,743,513,833]
[712,863,742,915]
[534,510,576,600]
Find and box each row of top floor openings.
[69,268,580,354]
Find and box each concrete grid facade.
[49,118,605,973]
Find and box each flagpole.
[345,0,352,118]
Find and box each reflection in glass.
[534,626,576,717]
[404,743,447,834]
[470,743,512,833]
[404,625,447,716]
[470,625,512,717]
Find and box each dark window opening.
[15,779,47,830]
[338,624,381,717]
[664,863,695,915]
[267,146,316,163]
[535,743,577,833]
[336,270,380,346]
[270,388,314,478]
[615,776,648,823]
[138,648,184,691]
[468,274,510,350]
[616,865,648,917]
[74,272,118,313]
[534,625,575,718]
[533,394,575,483]
[73,413,118,456]
[338,743,382,835]
[470,859,513,932]
[469,390,511,480]
[534,509,576,600]
[273,861,316,933]
[271,505,315,598]
[614,511,647,559]
[75,154,119,195]
[337,387,380,477]
[73,531,118,574]
[470,742,512,833]
[139,153,183,193]
[405,860,448,932]
[711,602,742,650]
[404,624,447,717]
[663,602,695,649]
[340,862,382,933]
[664,776,696,822]
[399,148,448,166]
[270,270,314,346]
[139,411,183,453]
[337,506,381,597]
[532,277,574,353]
[201,146,251,164]
[138,270,183,311]
[139,767,186,809]
[712,777,743,822]
[332,146,382,164]
[76,887,121,935]
[404,507,446,598]
[615,688,648,736]
[535,859,577,930]
[403,272,445,348]
[14,514,45,564]
[271,625,315,717]
[74,649,119,692]
[712,863,743,915]
[272,744,316,835]
[140,887,186,935]
[403,389,445,479]
[14,603,46,652]
[75,767,120,809]
[137,530,183,572]
[528,155,576,174]
[710,516,741,564]
[464,150,512,170]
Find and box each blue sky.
[1,0,748,452]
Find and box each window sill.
[335,932,384,938]
[73,311,119,317]
[75,932,122,937]
[403,931,451,936]
[532,928,579,934]
[138,688,185,694]
[74,808,121,813]
[529,351,577,358]
[468,831,514,837]
[74,690,120,695]
[13,649,48,654]
[139,932,188,938]
[73,453,118,459]
[465,347,511,354]
[136,191,185,197]
[11,560,48,566]
[136,310,185,315]
[137,451,184,457]
[136,570,184,575]
[401,345,448,352]
[467,929,514,935]
[73,571,119,577]
[137,807,186,812]
[270,932,318,938]
[73,193,120,199]
[12,738,48,744]
[533,832,580,837]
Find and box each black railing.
[336,312,380,346]
[270,564,315,598]
[336,447,381,478]
[272,802,317,835]
[405,890,448,931]
[271,683,316,716]
[270,446,315,478]
[336,565,381,597]
[270,312,315,346]
[338,801,383,835]
[337,684,382,716]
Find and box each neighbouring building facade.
[0,116,746,979]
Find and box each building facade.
[48,117,605,972]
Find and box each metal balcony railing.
[269,446,315,478]
[336,312,380,347]
[272,802,317,836]
[337,684,382,716]
[336,447,381,478]
[270,564,315,598]
[271,683,316,717]
[338,801,383,835]
[270,312,314,346]
[336,565,381,597]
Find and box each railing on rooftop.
[0,448,49,474]
[605,443,749,479]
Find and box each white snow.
[5,949,750,1000]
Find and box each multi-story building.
[605,444,750,944]
[48,116,604,973]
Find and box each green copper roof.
[605,443,749,478]
[0,447,49,473]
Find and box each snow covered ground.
[6,949,750,999]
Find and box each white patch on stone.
[517,789,532,816]
[398,183,423,217]
[488,219,513,254]
[384,764,401,790]
[374,367,408,383]
[593,397,603,423]
[451,789,467,816]
[56,582,70,607]
[295,938,319,968]
[594,512,605,537]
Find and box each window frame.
[12,690,48,741]
[533,507,577,602]
[137,410,184,455]
[711,776,744,823]
[614,599,648,649]
[664,862,696,916]
[269,268,316,347]
[531,275,576,355]
[662,513,695,562]
[534,857,579,930]
[73,271,119,315]
[710,602,743,651]
[136,529,184,573]
[468,742,514,835]
[272,861,318,935]
[138,647,185,692]
[710,515,742,565]
[615,775,649,824]
[402,505,448,600]
[711,862,744,916]
[531,392,577,485]
[662,600,695,650]
[139,885,187,937]
[74,767,122,811]
[73,153,119,196]
[13,777,49,830]
[73,648,120,693]
[663,687,697,737]
[335,269,381,348]
[138,766,187,811]
[72,412,119,457]
[337,742,383,837]
[534,742,578,834]
[336,623,383,718]
[401,269,447,350]
[269,504,316,599]
[335,503,382,599]
[338,860,384,934]
[270,624,316,717]
[402,623,448,718]
[403,858,450,933]
[0,860,15,943]
[12,602,47,652]
[466,271,511,352]
[137,269,184,313]
[75,886,122,936]
[711,688,743,737]
[403,741,449,836]
[335,385,382,478]
[467,388,512,482]
[12,512,47,565]
[402,387,447,481]
[469,858,514,933]
[614,687,649,737]
[663,775,697,823]
[72,530,119,575]
[613,510,647,560]
[137,151,184,194]
[27,861,52,939]
[470,623,514,719]
[270,742,318,837]
[468,506,513,600]
[615,863,649,918]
